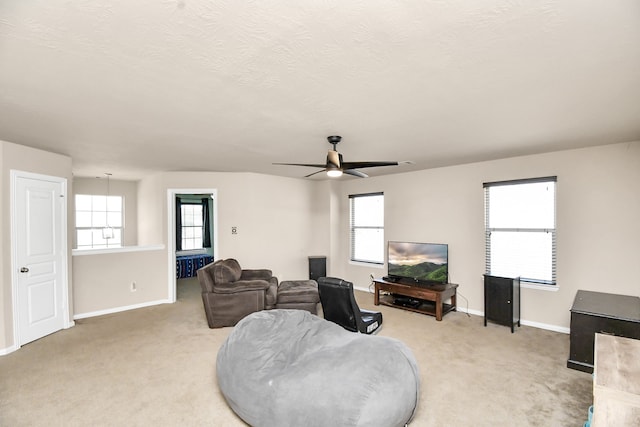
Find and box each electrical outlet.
[131,281,137,292]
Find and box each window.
[180,204,203,250]
[484,177,557,285]
[350,192,384,264]
[175,196,212,252]
[75,194,124,249]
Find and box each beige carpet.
[0,278,592,426]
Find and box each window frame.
[75,194,124,250]
[484,176,557,286]
[179,202,204,251]
[349,192,384,265]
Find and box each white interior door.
[13,172,68,346]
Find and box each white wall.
[136,170,323,282]
[70,171,326,319]
[137,173,164,247]
[3,138,638,350]
[72,247,166,316]
[331,141,640,330]
[1,140,74,351]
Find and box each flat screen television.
[387,241,449,285]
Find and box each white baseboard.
[458,308,570,334]
[73,299,171,320]
[355,285,569,334]
[354,285,376,294]
[455,306,484,317]
[2,303,164,355]
[520,319,569,334]
[1,321,77,356]
[0,344,19,356]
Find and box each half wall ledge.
[72,244,165,256]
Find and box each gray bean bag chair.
[216,309,420,427]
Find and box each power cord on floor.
[456,290,471,318]
[449,274,471,318]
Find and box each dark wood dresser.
[567,290,640,373]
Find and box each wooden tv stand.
[373,278,458,321]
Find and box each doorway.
[11,170,71,349]
[167,188,218,303]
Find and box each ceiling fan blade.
[273,162,327,168]
[343,169,369,178]
[341,161,398,170]
[274,136,401,179]
[304,169,327,178]
[327,150,341,168]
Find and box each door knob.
[20,267,29,273]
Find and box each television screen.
[388,241,448,284]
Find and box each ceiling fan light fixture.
[274,135,402,179]
[102,227,115,239]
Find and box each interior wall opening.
[168,189,218,303]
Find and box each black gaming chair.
[317,277,383,334]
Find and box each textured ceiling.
[1,1,639,180]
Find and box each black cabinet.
[308,256,326,281]
[567,290,640,373]
[484,275,520,333]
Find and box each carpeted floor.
[0,277,592,426]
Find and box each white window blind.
[350,192,384,264]
[484,177,556,285]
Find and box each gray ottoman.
[216,310,420,427]
[275,279,320,314]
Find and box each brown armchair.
[196,258,278,328]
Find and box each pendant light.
[102,173,114,239]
